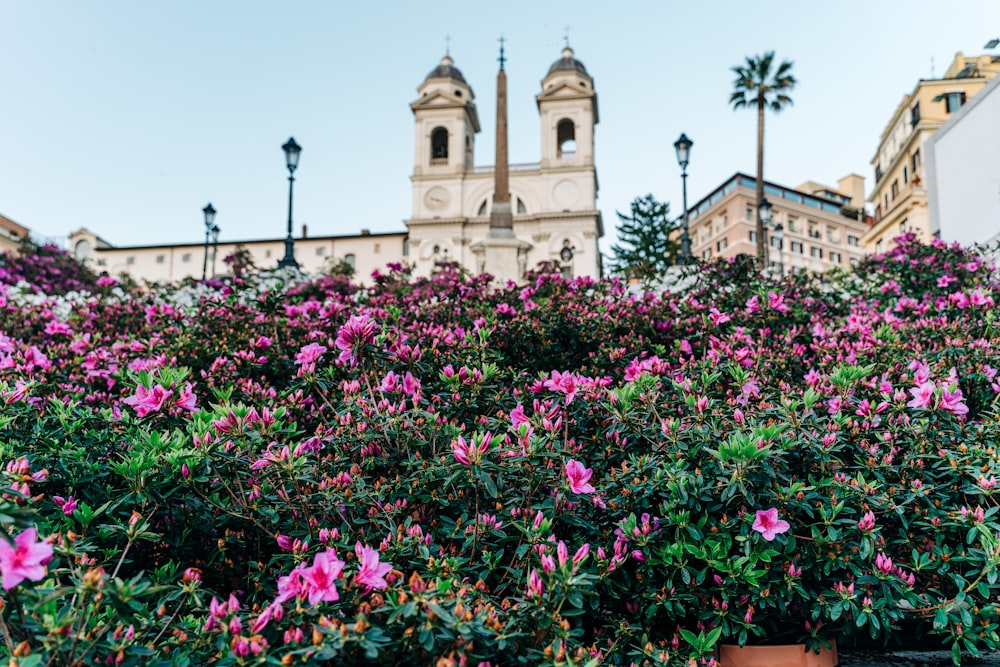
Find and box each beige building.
[686,173,870,273]
[405,47,603,280]
[864,52,1000,253]
[68,226,406,284]
[0,213,31,254]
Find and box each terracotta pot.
[718,641,838,667]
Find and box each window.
[344,254,356,270]
[716,238,728,252]
[912,150,921,172]
[517,198,527,214]
[884,194,889,210]
[770,235,781,248]
[808,223,820,239]
[875,164,884,183]
[811,247,823,259]
[875,239,884,254]
[155,254,165,264]
[903,165,909,184]
[874,205,882,220]
[847,235,859,247]
[790,241,803,254]
[477,200,488,216]
[937,91,967,113]
[830,251,842,264]
[182,253,191,262]
[891,180,899,199]
[702,249,712,259]
[746,206,754,222]
[826,227,836,243]
[316,247,326,256]
[126,256,135,265]
[265,250,272,258]
[748,230,757,243]
[556,119,576,158]
[374,243,381,254]
[431,127,449,161]
[910,102,920,127]
[403,238,409,257]
[787,215,798,233]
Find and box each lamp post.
[758,197,773,271]
[278,137,302,269]
[210,224,220,278]
[673,133,693,265]
[201,203,216,281]
[772,222,784,275]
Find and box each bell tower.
[410,54,480,176]
[536,46,598,168]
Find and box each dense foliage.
[0,234,998,666]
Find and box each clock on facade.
[424,187,450,211]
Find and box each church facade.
[67,45,604,285]
[406,47,603,281]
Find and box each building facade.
[864,52,1000,253]
[926,73,1000,247]
[68,226,406,284]
[0,213,30,254]
[405,47,603,281]
[686,173,870,273]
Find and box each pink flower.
[0,527,54,590]
[565,459,596,494]
[510,403,529,428]
[122,384,173,417]
[300,549,345,605]
[53,495,78,516]
[335,314,377,368]
[174,382,199,412]
[857,510,876,532]
[751,508,790,541]
[353,543,391,592]
[906,382,935,409]
[543,370,578,405]
[940,386,968,416]
[875,552,894,574]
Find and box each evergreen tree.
[609,194,679,282]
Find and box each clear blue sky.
[2,1,998,256]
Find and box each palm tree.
[730,52,796,262]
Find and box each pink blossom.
[0,527,54,590]
[354,543,392,592]
[122,383,173,417]
[565,459,596,494]
[857,510,876,532]
[174,382,199,412]
[335,314,377,368]
[906,382,935,409]
[510,403,529,428]
[751,508,790,541]
[940,386,968,416]
[300,549,345,605]
[526,569,544,597]
[543,370,578,405]
[875,552,894,574]
[53,495,78,516]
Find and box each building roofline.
[88,230,408,252]
[686,172,851,217]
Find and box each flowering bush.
[0,234,997,665]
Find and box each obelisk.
[489,37,513,236]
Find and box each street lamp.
[674,133,693,265]
[772,222,784,275]
[278,137,302,270]
[201,203,216,281]
[210,224,220,278]
[758,197,773,271]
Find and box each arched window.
[517,198,527,214]
[477,200,488,216]
[344,253,356,270]
[557,119,576,158]
[431,127,449,162]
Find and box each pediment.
[536,81,594,102]
[411,90,470,110]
